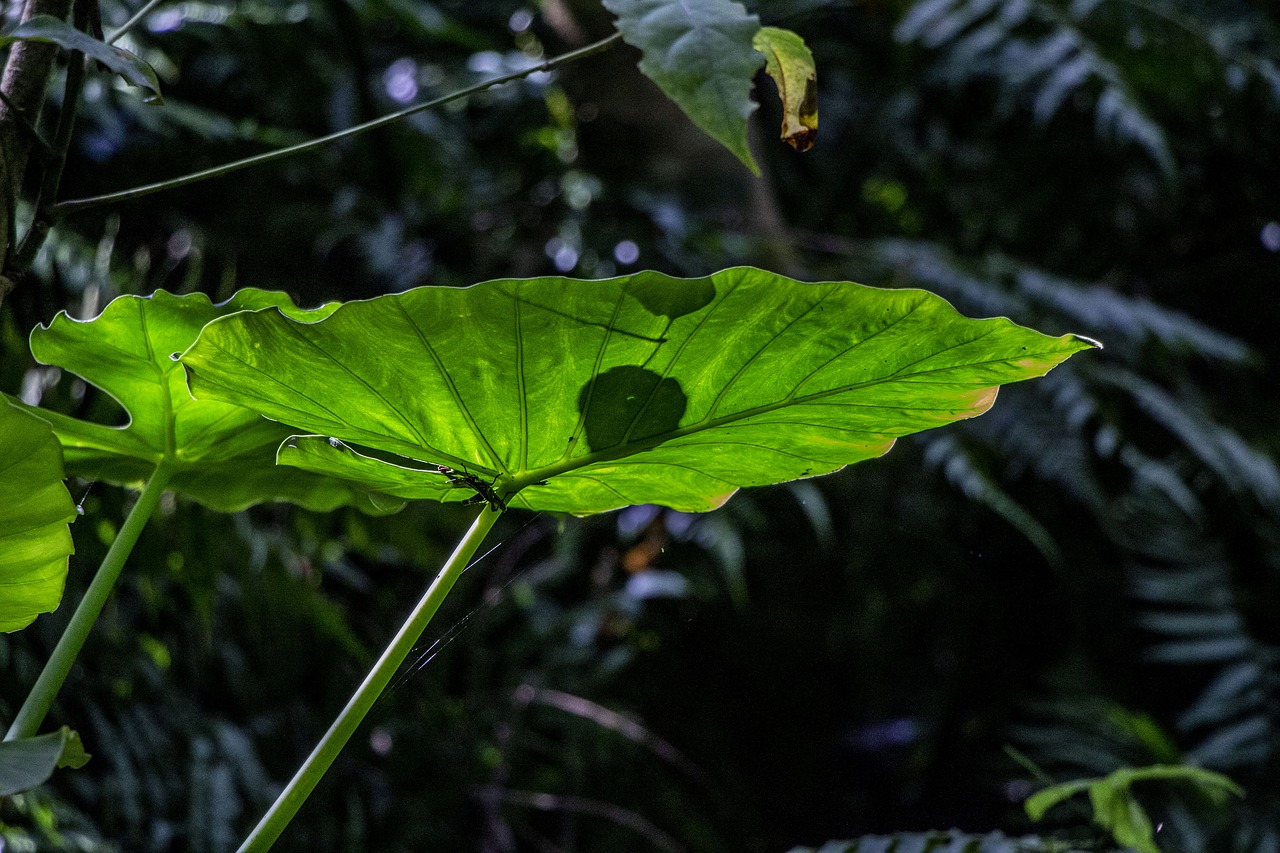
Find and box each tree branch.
[0,0,74,300]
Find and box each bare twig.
[515,685,715,793]
[478,786,687,853]
[106,0,165,44]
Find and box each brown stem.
[0,0,74,303]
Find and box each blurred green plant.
[1025,764,1242,853]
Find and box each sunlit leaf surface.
[26,291,402,514]
[181,268,1094,515]
[0,398,75,632]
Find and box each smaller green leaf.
[752,26,817,151]
[0,15,162,103]
[0,727,90,796]
[0,397,76,633]
[603,0,764,174]
[26,290,400,514]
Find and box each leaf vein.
[707,284,836,420]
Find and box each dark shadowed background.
[2,0,1279,850]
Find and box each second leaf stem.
[4,460,174,742]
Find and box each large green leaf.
[180,268,1094,515]
[602,0,764,174]
[0,726,90,796]
[24,290,402,514]
[0,398,76,632]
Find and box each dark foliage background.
[2,0,1279,850]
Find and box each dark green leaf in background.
[22,290,402,514]
[0,15,162,103]
[180,268,1094,515]
[0,726,90,796]
[0,398,76,632]
[602,0,764,173]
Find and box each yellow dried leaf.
[752,26,818,151]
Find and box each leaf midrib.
[393,301,505,472]
[136,305,178,459]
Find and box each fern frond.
[1012,697,1181,776]
[1099,369,1280,511]
[868,239,1030,318]
[1015,267,1251,365]
[865,240,1254,368]
[1176,661,1268,731]
[970,371,1104,506]
[920,432,1065,566]
[896,0,1176,175]
[788,829,1100,852]
[1117,489,1276,772]
[1111,446,1204,538]
[1111,0,1280,107]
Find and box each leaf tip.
[1071,333,1103,350]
